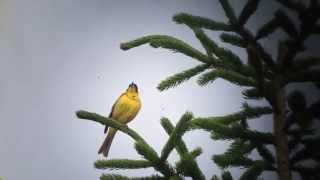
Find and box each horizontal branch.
[198,68,257,87]
[213,140,255,168]
[76,110,146,143]
[191,104,272,126]
[100,174,166,180]
[192,119,274,144]
[220,33,247,48]
[76,110,175,178]
[289,57,320,72]
[242,88,264,100]
[292,164,320,176]
[286,69,320,83]
[157,64,210,91]
[95,159,152,170]
[120,35,211,64]
[173,13,233,31]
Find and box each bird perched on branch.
[98,82,141,157]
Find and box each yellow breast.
[111,92,141,124]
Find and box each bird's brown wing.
[104,93,125,133]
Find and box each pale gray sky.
[0,0,317,179]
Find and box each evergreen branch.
[168,176,184,180]
[255,15,281,40]
[134,141,175,177]
[100,174,166,180]
[213,140,255,168]
[218,0,237,24]
[160,112,193,162]
[221,171,233,180]
[76,111,174,178]
[279,7,320,70]
[275,0,306,12]
[100,174,130,180]
[241,103,273,120]
[213,153,254,169]
[169,176,184,180]
[240,27,276,71]
[277,40,293,70]
[120,35,211,64]
[134,141,159,163]
[157,64,210,91]
[238,0,261,26]
[247,45,264,93]
[192,28,257,77]
[173,13,233,31]
[197,68,256,87]
[275,10,299,38]
[220,33,247,48]
[192,28,243,67]
[175,148,206,180]
[242,88,263,100]
[299,173,320,180]
[160,118,188,155]
[192,119,274,144]
[216,0,277,70]
[290,147,309,165]
[288,138,300,152]
[212,174,222,180]
[239,161,265,180]
[76,111,145,143]
[94,159,152,170]
[292,164,320,176]
[255,144,275,163]
[191,103,272,126]
[191,27,217,60]
[286,69,320,83]
[189,147,202,158]
[289,56,320,72]
[161,118,206,180]
[175,10,276,70]
[174,13,275,72]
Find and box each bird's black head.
[128,82,138,93]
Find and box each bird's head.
[126,82,139,94]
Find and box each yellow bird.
[98,82,141,157]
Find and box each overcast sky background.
[0,0,318,179]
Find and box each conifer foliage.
[76,0,320,179]
[285,86,320,180]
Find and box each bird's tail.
[98,128,116,157]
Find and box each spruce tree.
[285,85,320,180]
[76,0,320,179]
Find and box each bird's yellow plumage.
[98,83,141,157]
